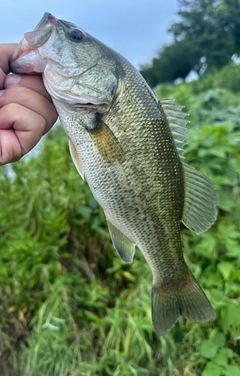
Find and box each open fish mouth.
[10,13,58,73]
[11,12,56,59]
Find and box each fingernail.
[5,74,21,87]
[0,90,4,97]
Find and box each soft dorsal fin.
[182,162,219,234]
[107,219,135,263]
[160,99,189,161]
[160,99,219,233]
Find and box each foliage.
[155,62,240,127]
[0,65,240,375]
[140,0,240,86]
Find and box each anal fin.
[107,220,135,263]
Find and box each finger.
[0,86,57,133]
[0,44,17,75]
[0,128,23,164]
[4,74,52,101]
[0,103,47,165]
[0,70,5,90]
[0,44,18,89]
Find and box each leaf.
[202,362,222,376]
[217,262,234,280]
[194,235,217,259]
[220,304,240,332]
[218,191,236,211]
[225,365,240,376]
[219,348,233,359]
[51,316,66,324]
[209,145,227,158]
[210,330,226,347]
[213,350,228,366]
[42,323,60,331]
[78,205,92,220]
[200,340,219,359]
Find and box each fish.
[10,12,219,336]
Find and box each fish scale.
[10,12,219,336]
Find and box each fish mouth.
[10,12,56,70]
[10,12,116,108]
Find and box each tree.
[140,0,240,86]
[140,39,202,87]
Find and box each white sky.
[1,0,178,68]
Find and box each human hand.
[0,43,58,165]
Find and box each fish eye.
[69,28,83,42]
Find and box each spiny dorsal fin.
[182,162,219,234]
[107,219,135,263]
[160,99,189,161]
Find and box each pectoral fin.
[107,220,135,263]
[85,114,124,164]
[69,140,85,179]
[182,162,219,234]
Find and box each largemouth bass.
[10,13,219,336]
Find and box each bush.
[0,65,240,375]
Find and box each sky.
[1,0,178,68]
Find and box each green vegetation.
[0,62,240,375]
[140,0,240,86]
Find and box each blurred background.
[1,1,240,375]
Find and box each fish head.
[10,12,118,108]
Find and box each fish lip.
[10,38,34,64]
[34,12,57,30]
[10,12,56,63]
[44,13,57,25]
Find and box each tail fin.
[152,271,216,336]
